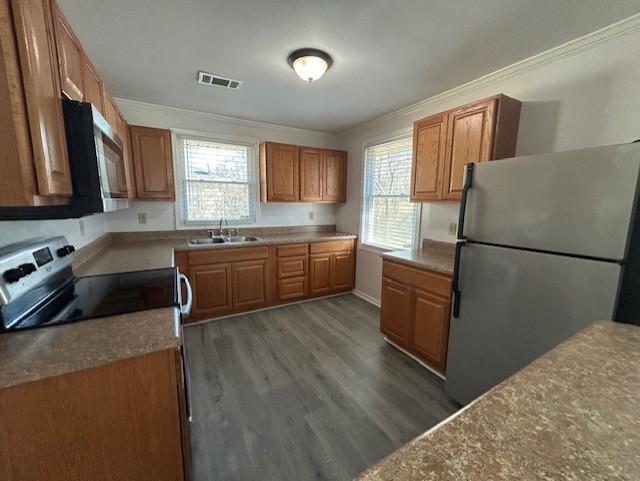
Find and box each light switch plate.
[448,222,457,236]
[79,220,85,236]
[138,213,148,225]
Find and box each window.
[177,135,255,225]
[361,136,418,249]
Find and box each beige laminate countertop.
[382,247,455,275]
[0,307,180,389]
[76,232,357,276]
[355,320,640,481]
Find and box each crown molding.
[114,98,337,138]
[340,13,640,136]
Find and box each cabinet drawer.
[188,246,268,266]
[277,277,307,301]
[382,260,451,299]
[277,244,308,257]
[277,256,306,279]
[310,240,354,254]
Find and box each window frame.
[173,130,259,228]
[359,130,421,252]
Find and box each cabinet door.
[232,259,268,309]
[380,277,412,346]
[299,147,323,201]
[410,289,451,373]
[309,254,331,295]
[52,1,84,101]
[442,99,497,200]
[116,112,134,197]
[410,113,447,201]
[190,263,232,319]
[82,56,103,112]
[322,150,346,202]
[11,0,72,197]
[265,142,299,201]
[332,251,354,291]
[102,90,119,128]
[130,125,175,200]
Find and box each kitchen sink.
[187,236,261,246]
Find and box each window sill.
[358,242,400,256]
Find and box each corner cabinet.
[380,259,452,374]
[260,142,347,203]
[410,94,521,202]
[129,125,175,200]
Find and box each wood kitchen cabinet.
[52,0,84,102]
[129,125,175,200]
[178,240,356,322]
[410,94,521,202]
[260,142,347,203]
[0,0,73,206]
[380,259,452,374]
[82,55,103,112]
[0,349,188,481]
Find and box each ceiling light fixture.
[288,48,333,82]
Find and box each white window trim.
[358,128,422,252]
[172,129,260,229]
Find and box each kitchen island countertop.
[355,320,640,480]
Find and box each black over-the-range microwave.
[0,99,129,221]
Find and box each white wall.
[106,99,341,232]
[338,20,640,303]
[0,101,341,249]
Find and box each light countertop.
[355,320,640,480]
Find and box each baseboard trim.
[352,289,381,307]
[183,291,354,327]
[384,337,446,380]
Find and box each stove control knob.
[56,245,76,257]
[3,268,25,284]
[19,263,37,275]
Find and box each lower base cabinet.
[0,349,188,481]
[380,260,452,374]
[178,240,357,323]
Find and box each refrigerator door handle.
[457,162,475,240]
[452,240,466,318]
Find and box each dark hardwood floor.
[183,294,458,481]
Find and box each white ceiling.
[58,0,640,133]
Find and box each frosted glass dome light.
[288,49,333,82]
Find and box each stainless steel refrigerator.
[444,142,640,405]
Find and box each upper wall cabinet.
[259,142,347,203]
[0,0,73,207]
[82,56,103,113]
[129,125,175,200]
[410,94,521,202]
[52,0,83,101]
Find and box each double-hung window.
[361,136,418,249]
[177,135,255,225]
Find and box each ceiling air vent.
[197,71,242,90]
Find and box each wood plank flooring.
[183,294,458,481]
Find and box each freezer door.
[445,242,620,405]
[463,143,640,260]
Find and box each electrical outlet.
[79,220,85,236]
[308,209,314,221]
[448,222,457,236]
[138,212,148,225]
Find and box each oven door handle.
[179,273,193,317]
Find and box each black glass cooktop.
[1,268,178,332]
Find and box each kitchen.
[1,1,640,480]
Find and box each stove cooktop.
[1,268,178,332]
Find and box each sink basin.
[226,236,260,243]
[188,237,226,246]
[187,235,261,246]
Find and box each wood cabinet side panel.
[0,350,185,481]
